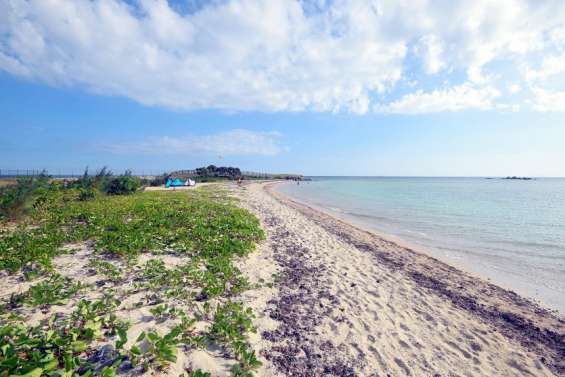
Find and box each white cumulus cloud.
[375,84,501,114]
[0,0,564,113]
[530,87,565,112]
[414,35,445,75]
[525,52,565,82]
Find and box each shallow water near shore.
[277,177,565,313]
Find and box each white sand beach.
[235,181,564,377]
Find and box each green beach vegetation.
[165,165,304,183]
[0,168,143,221]
[0,173,265,376]
[194,166,242,181]
[0,173,50,220]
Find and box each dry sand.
[0,179,17,187]
[233,181,564,377]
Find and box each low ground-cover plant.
[0,296,129,377]
[131,329,180,370]
[87,258,123,281]
[208,302,256,344]
[185,370,212,377]
[0,226,65,272]
[0,320,84,376]
[1,188,263,271]
[207,302,262,375]
[12,273,84,307]
[128,311,202,372]
[149,304,181,322]
[71,295,129,344]
[0,184,266,376]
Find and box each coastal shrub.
[194,165,242,180]
[0,174,50,219]
[104,172,141,195]
[78,187,96,201]
[146,174,168,187]
[68,167,140,195]
[69,166,113,192]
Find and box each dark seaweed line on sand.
[259,212,359,377]
[266,184,565,376]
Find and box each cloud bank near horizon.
[1,0,564,114]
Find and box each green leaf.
[146,332,159,342]
[135,332,145,342]
[43,359,59,371]
[71,340,88,352]
[101,366,116,377]
[20,367,43,377]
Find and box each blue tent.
[165,178,185,188]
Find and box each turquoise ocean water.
[277,177,565,313]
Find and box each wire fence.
[0,169,167,179]
[0,169,49,178]
[0,169,298,179]
[168,170,294,179]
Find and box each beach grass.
[0,183,265,376]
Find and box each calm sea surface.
[277,177,565,313]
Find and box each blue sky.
[1,0,565,176]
